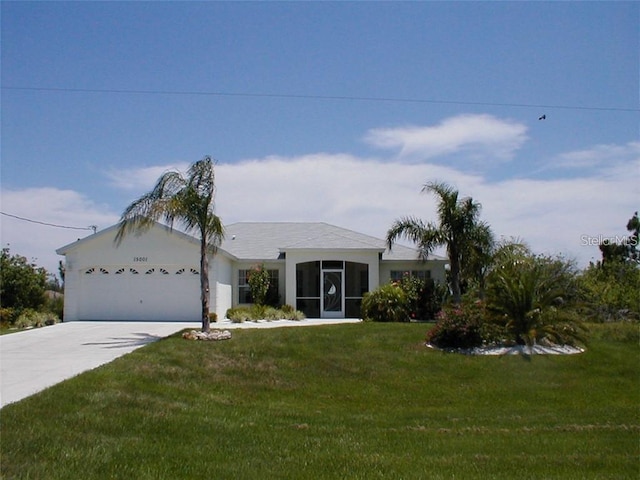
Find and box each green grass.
[1,323,638,479]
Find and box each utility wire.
[1,212,97,232]
[2,85,638,113]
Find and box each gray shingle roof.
[220,222,446,262]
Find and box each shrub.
[14,309,59,329]
[361,283,409,322]
[398,276,446,320]
[280,304,295,314]
[247,264,270,306]
[208,312,218,323]
[226,307,250,323]
[586,322,639,343]
[486,250,584,347]
[426,302,485,349]
[0,307,17,325]
[225,305,305,322]
[44,294,64,321]
[284,309,305,321]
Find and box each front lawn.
[1,322,638,479]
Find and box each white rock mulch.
[427,343,585,355]
[182,329,232,341]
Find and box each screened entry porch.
[295,261,369,319]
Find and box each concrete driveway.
[0,321,199,408]
[0,318,360,408]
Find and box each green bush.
[284,309,305,321]
[44,295,64,321]
[578,261,640,322]
[14,309,59,329]
[361,283,409,322]
[426,302,485,349]
[226,307,250,323]
[586,321,639,343]
[397,276,446,320]
[0,307,17,325]
[280,304,295,314]
[225,305,305,322]
[247,264,270,306]
[486,251,583,347]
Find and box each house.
[56,221,447,321]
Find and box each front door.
[322,270,344,318]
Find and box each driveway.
[0,321,199,408]
[0,318,360,408]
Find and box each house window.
[238,269,279,304]
[390,270,431,282]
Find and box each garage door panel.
[78,267,201,321]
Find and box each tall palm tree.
[115,156,224,332]
[386,181,493,304]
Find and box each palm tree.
[115,156,224,332]
[485,247,585,347]
[386,181,493,304]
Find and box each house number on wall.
[133,257,148,262]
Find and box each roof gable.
[56,221,200,255]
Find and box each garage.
[57,222,207,322]
[76,264,201,321]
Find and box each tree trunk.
[200,236,210,333]
[449,246,462,305]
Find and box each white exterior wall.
[61,225,213,322]
[379,260,447,285]
[284,249,381,314]
[211,254,233,320]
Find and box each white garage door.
[77,265,201,321]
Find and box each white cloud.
[475,164,639,265]
[0,188,118,276]
[105,162,191,191]
[215,153,480,241]
[553,141,640,169]
[364,114,528,162]
[215,150,638,268]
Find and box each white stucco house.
[56,221,447,321]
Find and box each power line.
[2,85,638,113]
[1,212,97,233]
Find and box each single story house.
[56,221,447,321]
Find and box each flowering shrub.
[398,275,446,320]
[426,302,485,349]
[361,283,410,322]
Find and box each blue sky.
[1,1,638,275]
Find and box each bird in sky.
[539,114,546,120]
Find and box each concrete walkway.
[0,318,360,408]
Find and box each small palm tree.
[115,156,224,332]
[386,181,494,304]
[486,247,584,347]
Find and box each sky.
[1,1,638,277]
